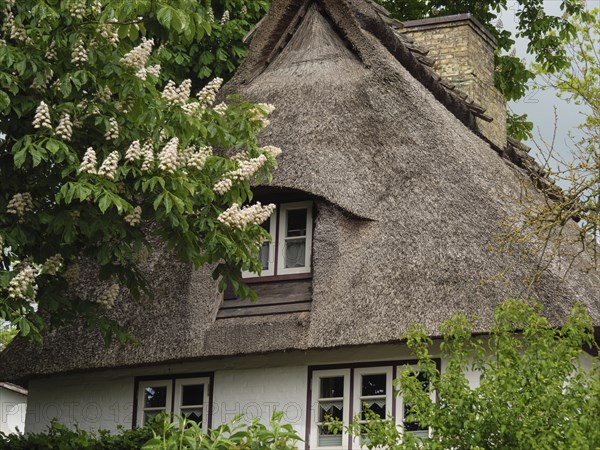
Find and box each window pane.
[404,373,429,432]
[286,209,307,237]
[181,407,203,424]
[144,386,167,408]
[320,377,344,398]
[319,399,344,422]
[259,242,270,270]
[361,374,386,396]
[181,384,204,406]
[361,400,386,420]
[284,239,306,268]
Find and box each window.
[135,374,212,430]
[242,201,313,279]
[309,362,436,449]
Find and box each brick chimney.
[401,14,507,149]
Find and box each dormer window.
[243,200,313,280]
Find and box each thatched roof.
[1,0,598,382]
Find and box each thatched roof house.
[1,0,598,442]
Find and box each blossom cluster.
[125,206,142,226]
[162,79,192,106]
[158,137,179,173]
[221,10,230,25]
[141,140,155,172]
[97,151,120,180]
[33,101,52,129]
[42,254,63,276]
[229,154,267,181]
[197,78,223,107]
[8,265,37,300]
[99,21,119,48]
[80,147,98,174]
[97,283,119,308]
[105,118,119,140]
[71,38,88,65]
[7,193,33,219]
[187,146,212,170]
[218,203,276,229]
[213,102,228,116]
[121,38,154,79]
[56,113,73,141]
[70,0,86,20]
[251,103,276,128]
[31,69,54,90]
[261,145,283,158]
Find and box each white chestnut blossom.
[213,102,228,116]
[187,146,212,170]
[8,265,37,300]
[99,22,119,48]
[97,151,120,180]
[162,79,191,106]
[42,254,63,276]
[241,5,248,15]
[158,137,179,173]
[124,206,142,226]
[207,7,215,21]
[196,78,223,107]
[221,10,230,25]
[125,140,143,161]
[7,193,33,218]
[146,64,161,78]
[45,41,57,60]
[33,101,52,129]
[55,113,73,141]
[213,177,233,195]
[69,0,86,20]
[105,118,119,140]
[229,154,267,181]
[121,38,153,79]
[71,38,88,65]
[140,140,155,172]
[218,202,276,229]
[80,147,97,174]
[262,145,282,158]
[97,283,119,308]
[92,0,102,15]
[31,69,54,90]
[251,103,276,128]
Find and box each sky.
[502,0,599,165]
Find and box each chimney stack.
[401,14,507,149]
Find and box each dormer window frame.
[241,199,314,282]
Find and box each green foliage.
[0,419,155,450]
[0,413,302,450]
[348,299,600,449]
[0,323,16,351]
[0,0,275,344]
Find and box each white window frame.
[241,209,277,278]
[137,379,173,426]
[241,201,313,279]
[311,368,351,450]
[174,376,211,432]
[352,366,394,449]
[395,365,434,440]
[277,201,313,275]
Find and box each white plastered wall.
[0,388,27,434]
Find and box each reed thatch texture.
[0,0,598,382]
